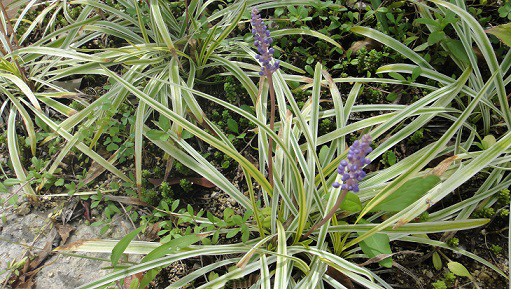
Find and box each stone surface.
[0,204,141,289]
[34,216,138,289]
[1,0,23,18]
[33,222,112,289]
[0,213,47,277]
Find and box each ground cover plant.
[0,0,510,288]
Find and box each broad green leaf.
[444,39,470,64]
[318,145,329,165]
[386,151,397,165]
[432,252,442,271]
[146,130,169,141]
[428,31,445,45]
[226,228,240,239]
[339,191,362,212]
[357,220,392,268]
[159,115,171,132]
[481,135,496,149]
[411,66,422,80]
[448,261,471,277]
[413,42,430,52]
[171,200,180,212]
[227,119,238,133]
[414,18,441,27]
[386,92,398,101]
[8,195,18,205]
[486,23,511,47]
[369,175,441,212]
[4,178,21,186]
[111,227,143,267]
[129,277,139,289]
[106,143,119,151]
[388,72,405,81]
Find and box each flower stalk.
[302,135,372,239]
[251,7,280,188]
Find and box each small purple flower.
[250,8,280,76]
[334,134,372,192]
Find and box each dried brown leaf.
[28,230,55,270]
[349,38,382,54]
[163,157,174,182]
[54,239,86,251]
[123,272,147,289]
[143,222,161,241]
[104,195,150,206]
[16,278,35,289]
[425,155,459,177]
[10,229,58,288]
[326,266,354,289]
[56,224,74,244]
[83,151,117,185]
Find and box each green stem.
[247,175,265,238]
[302,189,348,240]
[266,73,276,188]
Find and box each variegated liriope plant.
[3,0,348,201]
[0,0,123,201]
[54,1,510,288]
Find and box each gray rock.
[15,202,31,216]
[34,216,139,289]
[0,208,142,289]
[0,213,47,280]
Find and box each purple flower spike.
[334,134,372,191]
[250,8,279,76]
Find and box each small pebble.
[425,271,434,278]
[478,271,490,281]
[15,203,31,216]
